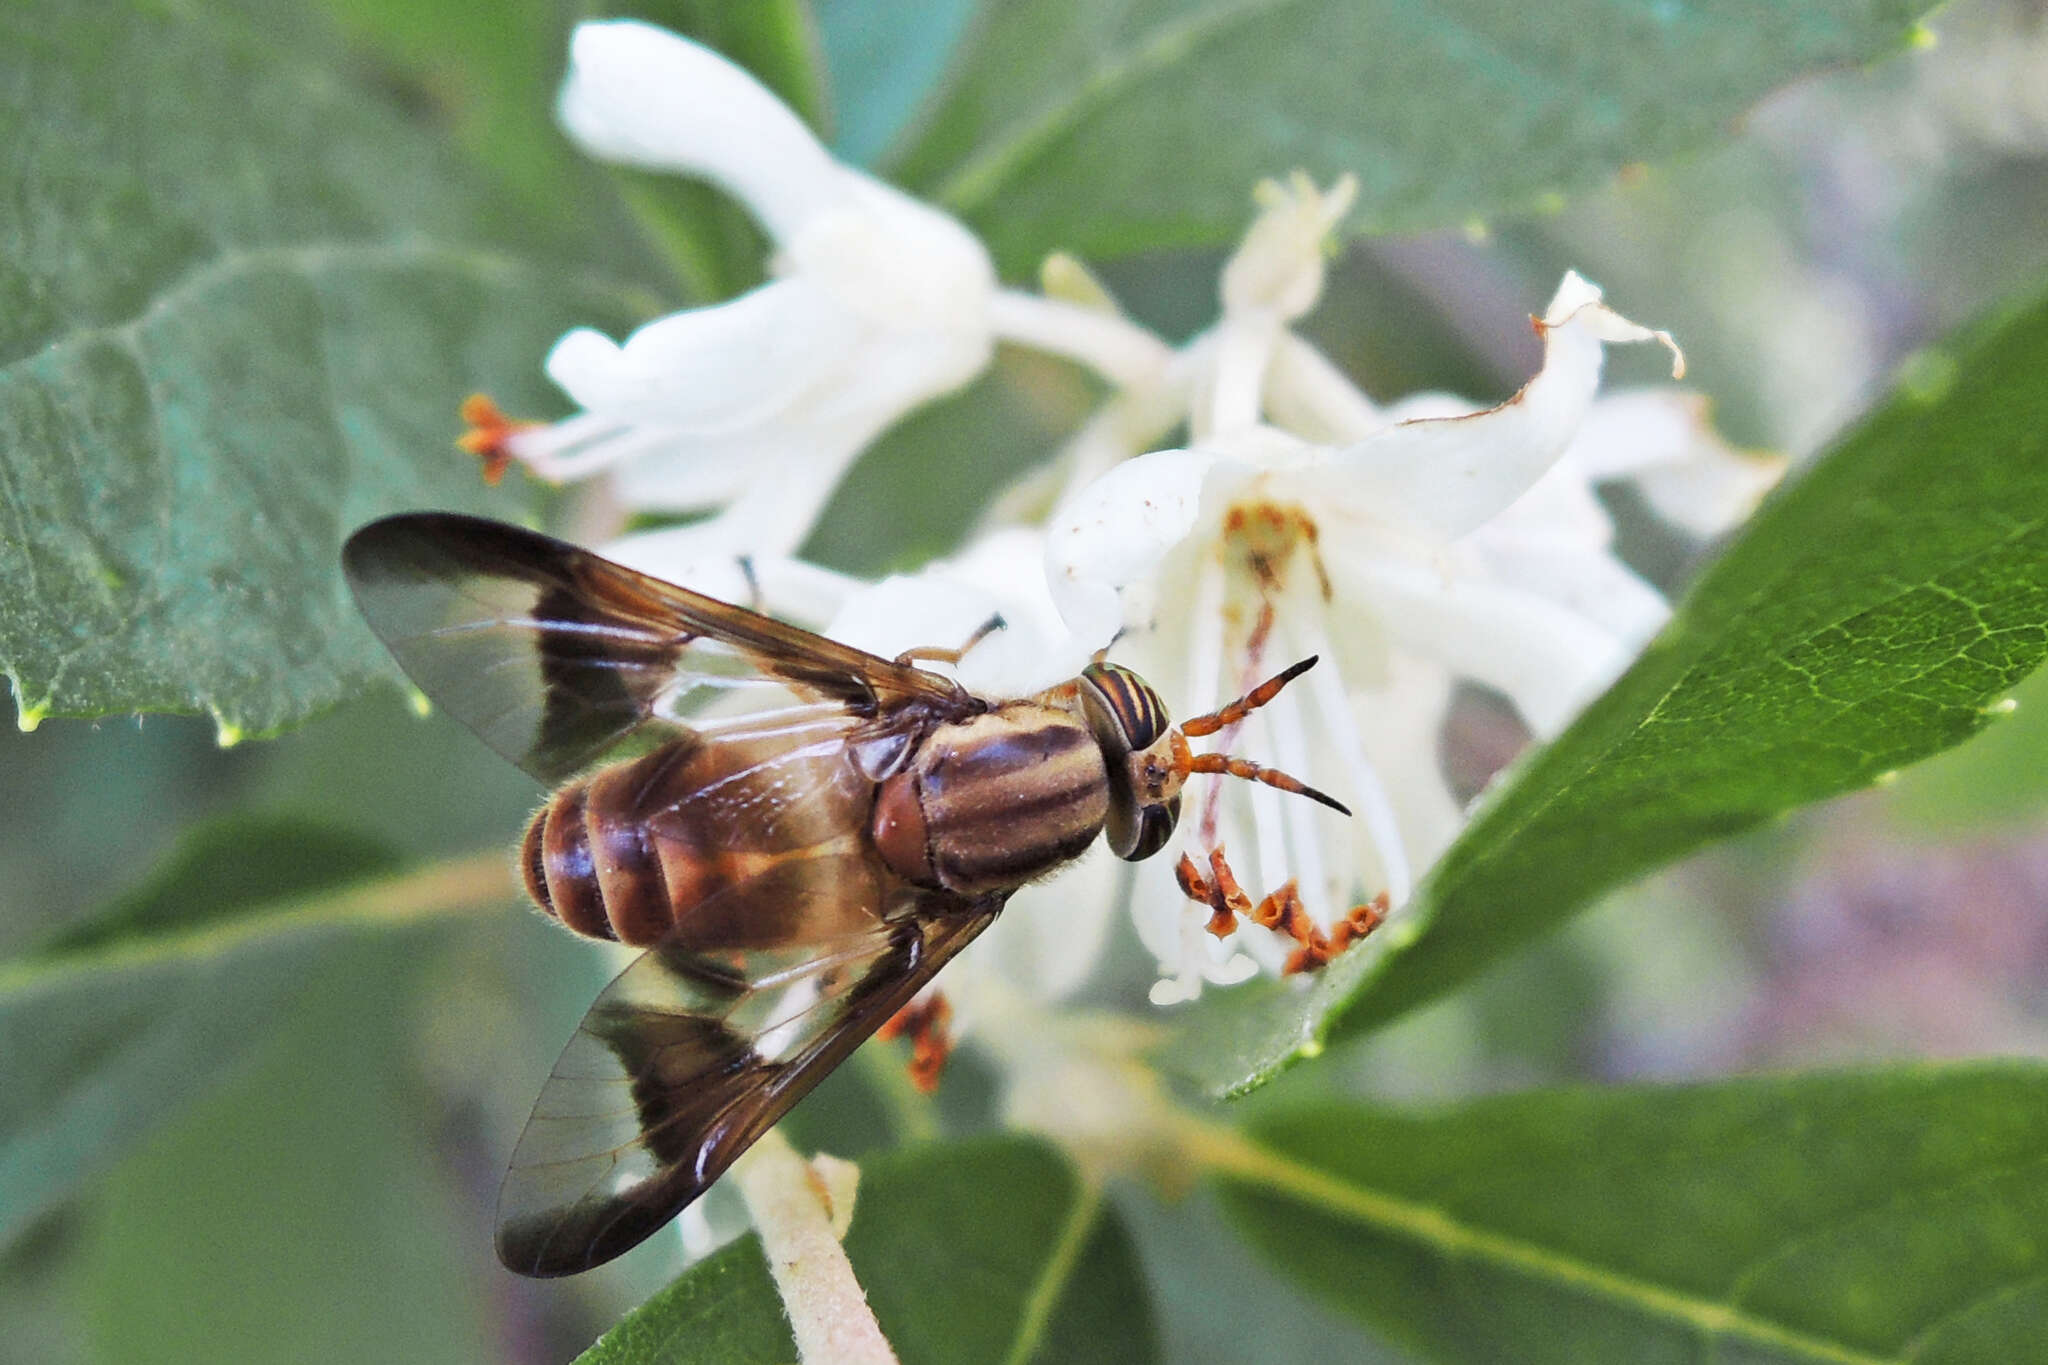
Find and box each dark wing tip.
[496,1196,705,1278]
[343,512,487,608]
[343,512,556,581]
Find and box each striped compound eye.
[1079,662,1171,751]
[1079,662,1180,861]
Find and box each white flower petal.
[1351,652,1465,870]
[1330,272,1680,541]
[558,21,842,240]
[1569,390,1786,537]
[1264,332,1386,444]
[1328,548,1633,736]
[1478,456,1617,552]
[1046,448,1224,644]
[600,321,987,533]
[601,526,859,625]
[959,850,1120,1002]
[1471,539,1670,647]
[543,278,855,429]
[823,548,1096,699]
[787,175,996,336]
[604,426,843,542]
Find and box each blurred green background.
[7,1,2048,1360]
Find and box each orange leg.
[878,992,954,1093]
[1173,846,1387,975]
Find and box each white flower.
[1050,269,1778,1004]
[488,21,997,557]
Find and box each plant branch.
[733,1129,898,1365]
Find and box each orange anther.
[1178,854,1240,939]
[1328,892,1390,953]
[456,393,538,485]
[1206,848,1254,918]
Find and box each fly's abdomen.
[521,768,679,947]
[520,734,868,947]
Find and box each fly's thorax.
[871,703,1110,896]
[1077,662,1181,861]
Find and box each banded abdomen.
[520,726,872,947]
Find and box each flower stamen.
[1174,847,1381,973]
[1289,606,1415,905]
[455,393,541,485]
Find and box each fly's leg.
[895,614,1006,668]
[878,991,953,1093]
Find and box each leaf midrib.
[0,240,658,384]
[0,850,515,1000]
[1197,1123,1931,1365]
[1000,1178,1105,1365]
[925,0,1296,212]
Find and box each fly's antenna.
[1168,657,1350,815]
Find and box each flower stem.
[733,1129,899,1365]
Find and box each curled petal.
[558,21,842,240]
[543,278,855,430]
[1541,271,1684,369]
[1330,272,1681,542]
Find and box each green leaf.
[1209,1064,2048,1365]
[309,0,587,219]
[1885,650,2048,830]
[32,814,397,956]
[77,935,499,1363]
[1167,281,2048,1097]
[580,1137,1159,1365]
[0,0,658,734]
[577,1237,795,1365]
[0,817,513,1247]
[816,0,978,167]
[888,0,1932,274]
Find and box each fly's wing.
[342,512,969,785]
[495,853,997,1277]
